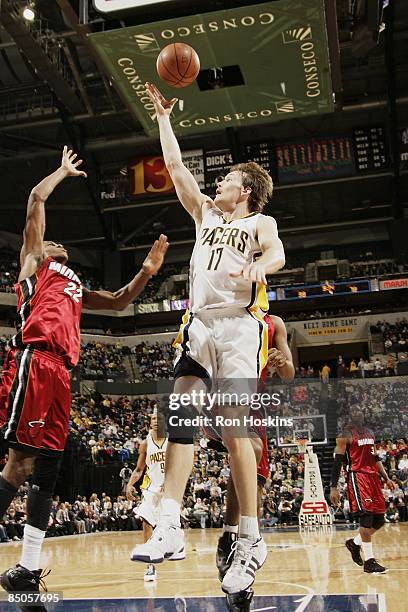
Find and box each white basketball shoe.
[131,524,185,564]
[221,536,267,593]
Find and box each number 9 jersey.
[10,256,82,367]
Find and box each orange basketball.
[156,43,200,88]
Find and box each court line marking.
[378,592,387,612]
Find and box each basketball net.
[296,438,309,455]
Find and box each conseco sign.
[89,0,334,136]
[380,278,408,290]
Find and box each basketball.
[156,43,200,88]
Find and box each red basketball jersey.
[345,426,377,474]
[11,257,82,367]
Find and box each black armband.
[330,453,345,488]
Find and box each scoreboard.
[353,126,388,172]
[100,124,390,206]
[276,136,355,184]
[245,142,276,179]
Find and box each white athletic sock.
[353,534,362,546]
[161,498,181,528]
[20,524,46,571]
[223,524,238,535]
[362,541,373,560]
[239,516,260,540]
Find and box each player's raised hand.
[61,145,87,177]
[145,82,178,117]
[268,348,287,369]
[142,234,169,276]
[230,261,268,285]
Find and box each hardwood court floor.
[0,524,406,610]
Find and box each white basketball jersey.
[141,432,167,493]
[189,208,269,313]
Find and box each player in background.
[330,406,395,574]
[132,83,285,596]
[127,410,168,582]
[216,315,294,611]
[0,147,169,603]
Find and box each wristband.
[330,453,345,488]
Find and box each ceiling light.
[23,5,35,21]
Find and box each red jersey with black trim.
[11,257,82,367]
[345,426,378,474]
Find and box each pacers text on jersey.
[201,226,249,255]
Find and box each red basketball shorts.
[347,471,386,515]
[0,347,71,456]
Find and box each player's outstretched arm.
[19,146,87,281]
[83,234,169,311]
[145,82,213,224]
[126,439,147,501]
[268,316,295,381]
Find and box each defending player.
[330,406,395,574]
[127,411,168,582]
[216,315,294,611]
[0,147,168,602]
[132,83,285,596]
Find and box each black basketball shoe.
[0,564,51,611]
[345,538,364,566]
[226,588,254,612]
[216,532,237,581]
[364,558,388,574]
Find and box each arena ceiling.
[0,0,407,256]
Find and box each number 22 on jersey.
[64,281,82,303]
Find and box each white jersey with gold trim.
[189,208,269,313]
[141,432,167,494]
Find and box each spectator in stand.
[398,454,408,480]
[320,363,331,383]
[386,356,396,376]
[374,358,383,377]
[385,502,399,523]
[119,464,133,495]
[358,357,366,378]
[349,359,359,378]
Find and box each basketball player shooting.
[131,82,285,596]
[0,146,168,604]
[330,405,395,574]
[127,411,168,582]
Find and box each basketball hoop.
[296,438,309,454]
